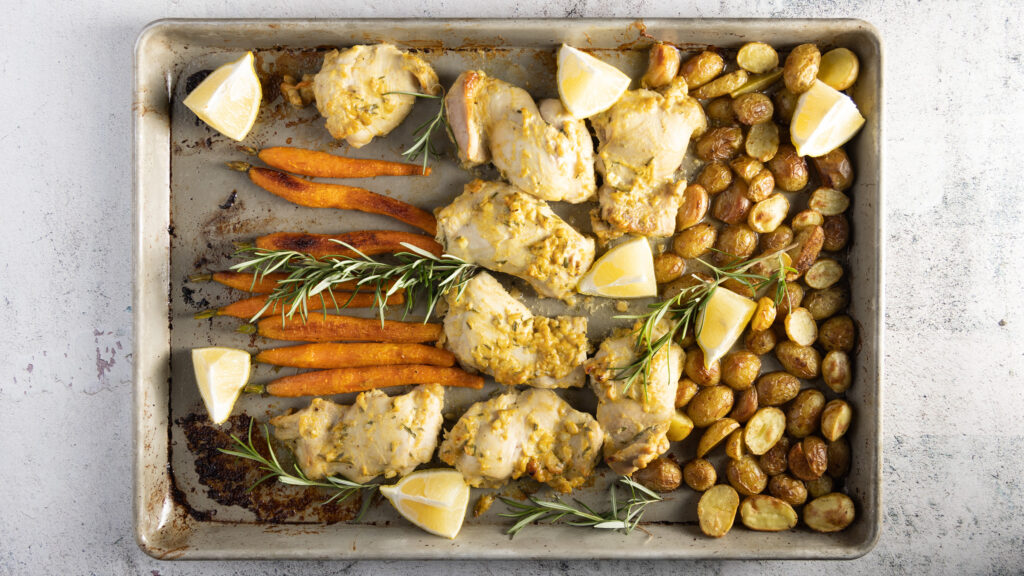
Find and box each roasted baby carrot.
[254,230,443,259]
[265,365,484,397]
[195,291,405,320]
[230,163,436,235]
[199,271,394,294]
[257,146,431,178]
[251,313,442,343]
[255,342,455,369]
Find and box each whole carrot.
[254,230,443,259]
[191,271,395,294]
[255,342,455,369]
[229,163,436,235]
[265,365,484,397]
[195,291,404,320]
[250,313,442,343]
[257,146,431,178]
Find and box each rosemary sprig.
[614,249,797,396]
[498,476,662,537]
[230,241,478,324]
[384,90,448,171]
[219,419,377,512]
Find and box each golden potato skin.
[676,377,700,408]
[732,92,774,125]
[759,224,794,255]
[823,350,853,393]
[812,148,854,191]
[726,455,769,496]
[783,43,821,94]
[786,389,826,438]
[767,145,809,192]
[806,475,834,499]
[681,50,725,89]
[777,283,805,316]
[714,224,759,265]
[787,440,823,482]
[685,348,722,387]
[745,170,776,203]
[673,223,718,259]
[683,458,718,491]
[677,183,710,231]
[686,385,735,428]
[803,493,855,532]
[730,386,759,423]
[745,121,780,162]
[819,315,857,352]
[634,457,683,492]
[822,214,851,252]
[788,225,825,274]
[773,88,799,123]
[802,436,829,477]
[730,155,764,182]
[768,473,808,507]
[721,350,761,390]
[705,96,737,125]
[803,284,850,320]
[745,328,778,355]
[698,161,733,194]
[820,399,853,441]
[712,181,753,224]
[758,436,791,476]
[696,126,744,162]
[737,41,779,74]
[653,252,686,284]
[775,341,821,379]
[693,70,749,100]
[755,371,801,406]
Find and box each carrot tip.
[226,161,252,172]
[235,324,257,335]
[193,309,218,320]
[188,273,213,283]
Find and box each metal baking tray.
[133,18,883,560]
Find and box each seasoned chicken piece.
[590,77,706,191]
[313,44,440,148]
[641,43,681,89]
[443,272,588,388]
[270,385,444,483]
[585,324,683,476]
[435,179,595,299]
[439,388,603,492]
[445,70,596,203]
[590,179,686,242]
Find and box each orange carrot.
[254,230,443,259]
[265,365,484,397]
[254,342,455,369]
[232,163,436,234]
[253,313,442,343]
[204,271,394,294]
[196,291,405,320]
[257,146,431,178]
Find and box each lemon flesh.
[696,287,757,368]
[576,237,657,298]
[379,469,470,539]
[183,52,262,141]
[557,44,631,119]
[191,347,252,424]
[790,80,865,157]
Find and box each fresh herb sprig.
[498,476,662,537]
[614,249,797,395]
[219,419,377,511]
[230,241,478,324]
[384,90,448,171]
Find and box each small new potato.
[788,225,825,274]
[775,341,821,379]
[697,126,744,162]
[730,386,759,423]
[725,428,746,459]
[827,437,852,478]
[821,399,853,441]
[812,148,854,191]
[730,155,764,182]
[748,193,790,234]
[803,284,850,320]
[769,474,808,506]
[726,455,769,496]
[714,223,759,265]
[694,70,749,99]
[744,407,786,455]
[712,181,753,224]
[791,209,825,231]
[721,350,761,390]
[705,97,737,125]
[732,92,774,125]
[755,372,801,406]
[786,389,826,438]
[806,475,834,499]
[751,296,777,332]
[746,121,780,162]
[676,183,710,230]
[777,283,805,316]
[653,252,686,284]
[673,223,718,259]
[687,385,735,428]
[822,214,851,251]
[783,43,821,94]
[698,418,741,458]
[818,47,860,91]
[664,272,712,300]
[809,187,851,216]
[819,315,856,352]
[681,50,725,89]
[805,258,844,290]
[787,441,822,482]
[737,42,779,74]
[697,161,733,194]
[823,350,853,393]
[745,328,778,355]
[641,43,681,89]
[773,88,799,123]
[721,278,755,299]
[802,436,829,477]
[803,493,855,532]
[685,348,722,387]
[745,169,776,203]
[784,307,818,346]
[759,224,794,254]
[739,495,798,531]
[759,436,790,476]
[768,145,809,191]
[698,484,740,537]
[668,410,696,442]
[684,458,718,491]
[676,377,700,408]
[634,457,683,492]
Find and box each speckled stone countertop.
[2,1,1022,574]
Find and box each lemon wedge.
[557,44,631,119]
[183,52,262,141]
[191,347,251,424]
[790,80,865,157]
[696,287,757,368]
[577,237,657,298]
[380,469,470,539]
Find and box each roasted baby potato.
[812,147,854,191]
[809,187,851,216]
[803,284,850,320]
[745,328,778,355]
[827,438,852,478]
[634,457,683,492]
[668,410,696,442]
[818,315,856,352]
[712,180,753,224]
[698,418,741,457]
[768,474,808,507]
[822,350,853,393]
[681,50,726,89]
[783,43,821,94]
[759,224,794,254]
[821,399,853,441]
[714,223,759,265]
[786,389,826,438]
[726,455,769,496]
[730,386,759,423]
[687,385,735,428]
[705,96,737,125]
[822,214,851,252]
[721,350,761,390]
[732,92,774,125]
[818,47,860,91]
[805,258,844,290]
[739,495,798,531]
[737,42,780,74]
[697,126,744,162]
[744,407,786,455]
[767,145,809,191]
[673,223,718,259]
[751,296,778,332]
[676,183,710,230]
[653,252,687,284]
[698,161,733,194]
[730,155,764,182]
[775,341,821,379]
[745,169,776,203]
[684,458,718,492]
[755,372,801,406]
[745,121,780,162]
[685,348,722,387]
[803,493,855,532]
[758,436,791,476]
[773,87,799,123]
[694,70,749,100]
[676,377,700,408]
[698,484,740,537]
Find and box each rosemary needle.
[383,90,448,171]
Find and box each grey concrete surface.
[1,0,1021,574]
